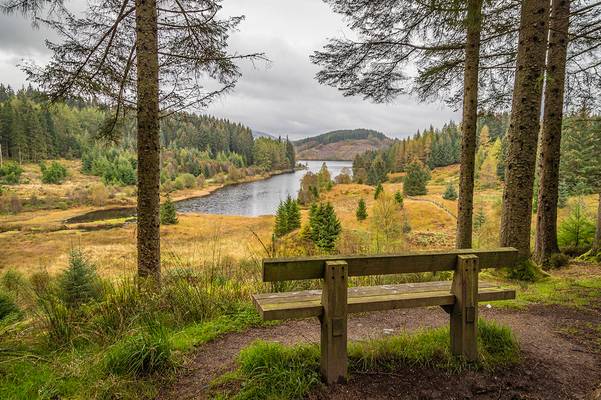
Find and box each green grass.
[490,275,601,309]
[215,319,520,400]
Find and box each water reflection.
[176,160,352,216]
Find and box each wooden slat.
[252,281,516,321]
[263,248,518,282]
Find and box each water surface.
[176,160,352,216]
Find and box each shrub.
[0,162,23,185]
[402,214,412,234]
[374,183,384,199]
[558,200,595,252]
[89,183,109,206]
[403,159,430,196]
[174,173,196,190]
[103,323,172,377]
[394,191,404,208]
[372,192,402,243]
[335,168,352,184]
[356,198,367,221]
[0,292,20,321]
[58,249,102,308]
[160,196,178,225]
[40,161,68,184]
[442,183,458,200]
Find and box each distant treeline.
[353,112,600,196]
[294,128,389,146]
[0,85,296,182]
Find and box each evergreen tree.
[367,154,387,185]
[274,200,289,238]
[159,196,178,225]
[442,183,458,200]
[309,202,342,252]
[394,191,404,208]
[403,160,430,196]
[286,197,301,232]
[374,183,384,199]
[356,198,367,221]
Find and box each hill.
[293,128,393,160]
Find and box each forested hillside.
[352,113,600,198]
[294,128,393,160]
[0,85,296,187]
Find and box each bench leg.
[320,260,348,384]
[450,254,479,362]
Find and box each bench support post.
[450,254,479,361]
[320,260,348,384]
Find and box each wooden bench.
[252,248,518,384]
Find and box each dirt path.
[159,302,601,400]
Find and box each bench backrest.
[262,247,518,282]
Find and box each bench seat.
[252,280,515,321]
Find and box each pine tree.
[159,196,178,225]
[403,160,430,196]
[286,197,301,232]
[274,200,289,237]
[374,183,384,199]
[394,191,404,208]
[356,198,367,221]
[309,202,341,252]
[500,0,551,259]
[443,183,458,200]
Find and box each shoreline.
[64,167,300,224]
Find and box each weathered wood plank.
[320,260,348,384]
[263,248,518,282]
[450,255,479,361]
[252,281,515,321]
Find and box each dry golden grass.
[1,163,598,278]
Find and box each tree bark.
[500,0,550,259]
[534,0,570,265]
[594,192,601,253]
[456,0,483,249]
[135,0,161,282]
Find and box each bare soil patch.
[159,301,601,400]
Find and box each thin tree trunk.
[534,0,570,265]
[500,0,550,259]
[135,0,161,282]
[456,0,483,249]
[594,192,601,253]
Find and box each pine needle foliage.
[403,160,430,196]
[274,196,301,237]
[160,196,178,225]
[374,183,384,199]
[442,183,458,200]
[356,198,368,221]
[59,249,101,309]
[308,202,342,252]
[394,191,404,208]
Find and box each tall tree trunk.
[456,0,483,249]
[594,192,601,254]
[534,0,570,265]
[135,0,161,282]
[500,0,550,259]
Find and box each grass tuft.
[217,319,520,400]
[103,322,173,377]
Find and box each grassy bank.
[212,320,520,400]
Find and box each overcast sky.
[0,0,459,140]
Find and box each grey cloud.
[0,0,459,139]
